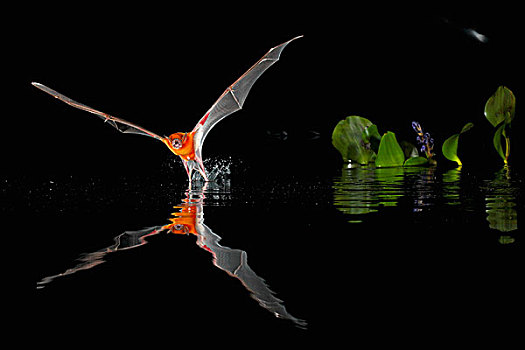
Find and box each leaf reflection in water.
[483,168,519,241]
[334,165,521,243]
[442,168,462,205]
[36,183,306,328]
[333,166,438,222]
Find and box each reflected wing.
[197,224,307,328]
[31,82,164,141]
[36,226,165,289]
[192,36,302,157]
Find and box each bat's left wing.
[31,82,165,141]
[192,36,302,159]
[36,226,165,289]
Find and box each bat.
[31,36,302,183]
[36,186,307,328]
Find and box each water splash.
[165,155,234,189]
[204,156,232,178]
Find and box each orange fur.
[163,131,196,161]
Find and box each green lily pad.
[484,86,515,127]
[332,116,376,164]
[375,132,405,167]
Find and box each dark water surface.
[14,156,521,342]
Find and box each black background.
[13,3,524,345]
[16,4,523,176]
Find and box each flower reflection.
[36,184,306,328]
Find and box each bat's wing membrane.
[31,82,164,141]
[192,36,302,158]
[36,226,165,288]
[197,224,307,328]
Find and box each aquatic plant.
[411,121,435,160]
[332,116,377,165]
[332,116,431,167]
[333,85,517,169]
[484,86,515,166]
[442,122,474,166]
[375,132,405,167]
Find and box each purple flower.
[411,121,434,159]
[412,121,422,134]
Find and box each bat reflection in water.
[31,36,302,184]
[36,188,307,328]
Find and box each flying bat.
[32,36,302,182]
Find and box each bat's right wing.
[32,82,165,141]
[191,36,302,160]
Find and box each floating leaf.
[484,86,515,127]
[403,156,428,167]
[442,122,474,166]
[332,116,376,164]
[375,132,405,167]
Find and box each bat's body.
[32,36,301,183]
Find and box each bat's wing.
[192,36,302,159]
[36,226,165,289]
[197,224,307,328]
[31,82,165,141]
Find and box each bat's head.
[169,132,187,149]
[164,132,196,160]
[169,223,190,235]
[167,206,198,235]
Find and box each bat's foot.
[183,159,207,183]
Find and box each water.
[333,166,521,243]
[17,158,522,340]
